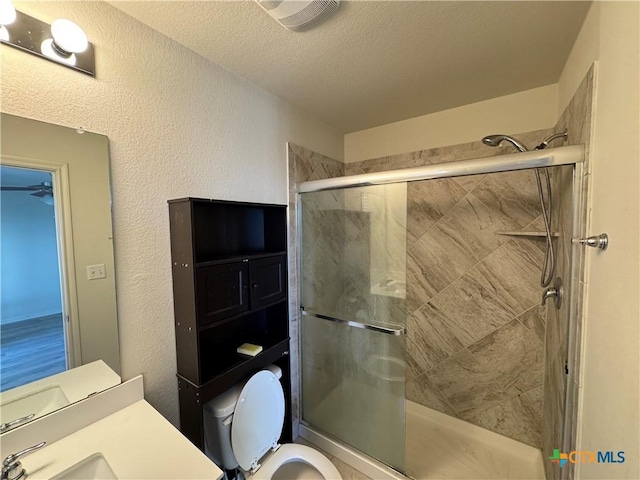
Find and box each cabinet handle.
[252,283,259,288]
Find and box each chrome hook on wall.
[572,233,609,250]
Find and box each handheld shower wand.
[481,134,528,153]
[480,132,567,287]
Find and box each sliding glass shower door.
[299,183,407,472]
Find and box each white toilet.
[203,365,342,480]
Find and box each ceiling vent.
[255,0,340,32]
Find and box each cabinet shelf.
[178,338,290,402]
[197,297,287,333]
[195,251,287,268]
[168,197,290,451]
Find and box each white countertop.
[22,400,222,480]
[0,360,121,427]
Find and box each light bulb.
[0,0,16,26]
[41,39,77,66]
[51,18,88,54]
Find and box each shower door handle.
[300,308,405,336]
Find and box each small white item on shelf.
[237,343,263,357]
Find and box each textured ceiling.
[112,1,590,133]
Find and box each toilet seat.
[251,444,341,480]
[211,367,341,479]
[232,370,285,471]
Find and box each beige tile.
[407,179,467,245]
[409,303,473,367]
[428,349,511,416]
[466,240,545,317]
[357,151,430,173]
[406,192,517,312]
[468,318,544,396]
[466,386,544,447]
[434,193,518,261]
[406,226,475,312]
[428,275,515,344]
[518,305,546,343]
[406,372,457,416]
[471,170,542,229]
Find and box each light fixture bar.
[0,10,95,76]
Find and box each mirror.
[0,113,121,432]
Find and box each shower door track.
[298,145,584,192]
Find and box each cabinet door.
[249,255,287,309]
[196,262,249,326]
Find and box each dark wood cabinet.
[196,261,249,326]
[250,254,287,309]
[168,198,291,450]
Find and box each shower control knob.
[542,277,563,309]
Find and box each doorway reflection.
[1,166,67,391]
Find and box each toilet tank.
[203,365,282,470]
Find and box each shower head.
[535,131,568,150]
[481,134,529,153]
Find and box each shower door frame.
[295,145,587,479]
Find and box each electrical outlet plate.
[87,264,106,280]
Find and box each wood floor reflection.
[0,313,66,392]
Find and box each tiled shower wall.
[544,66,594,480]
[346,131,554,447]
[287,143,344,436]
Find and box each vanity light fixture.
[0,3,95,76]
[0,0,16,41]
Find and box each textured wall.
[1,1,343,426]
[346,129,555,447]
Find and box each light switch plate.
[87,264,106,280]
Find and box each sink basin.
[0,385,70,428]
[51,453,117,480]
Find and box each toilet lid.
[231,370,285,471]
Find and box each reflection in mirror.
[0,360,120,432]
[0,113,121,431]
[1,166,67,390]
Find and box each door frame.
[1,154,82,369]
